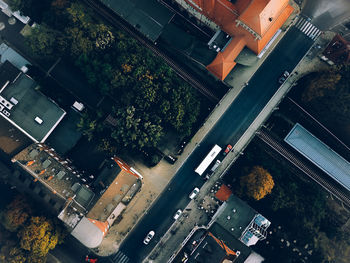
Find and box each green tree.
[6,0,23,11]
[240,166,274,200]
[302,67,350,126]
[64,2,114,56]
[26,24,66,58]
[111,106,163,149]
[302,71,342,103]
[77,113,99,141]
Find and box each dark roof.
[101,0,174,42]
[0,61,20,87]
[186,223,252,263]
[216,195,256,239]
[323,34,350,64]
[46,108,83,155]
[93,159,122,191]
[0,73,66,142]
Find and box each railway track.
[257,129,350,207]
[287,97,350,153]
[83,0,220,102]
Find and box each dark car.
[278,71,290,84]
[164,154,177,164]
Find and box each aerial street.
[0,0,349,263]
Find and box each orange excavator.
[208,232,240,258]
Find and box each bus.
[195,144,222,176]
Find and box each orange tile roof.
[215,184,232,201]
[87,218,109,236]
[184,0,294,80]
[206,36,246,80]
[206,53,236,81]
[255,4,294,53]
[238,0,291,36]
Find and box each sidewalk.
[142,23,336,263]
[95,5,302,257]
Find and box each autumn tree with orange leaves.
[240,166,274,200]
[1,195,32,232]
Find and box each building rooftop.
[0,60,20,88]
[284,123,350,192]
[101,0,174,42]
[46,108,83,155]
[12,144,143,248]
[70,217,108,249]
[183,223,254,263]
[12,144,94,212]
[180,0,293,80]
[0,43,30,71]
[323,34,350,64]
[215,184,233,201]
[0,72,66,142]
[87,158,140,222]
[216,195,256,239]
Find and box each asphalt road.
[117,26,315,263]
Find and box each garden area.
[223,139,350,263]
[8,0,211,165]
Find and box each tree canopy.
[1,195,32,232]
[300,66,350,145]
[240,166,274,200]
[0,195,66,263]
[26,0,201,153]
[18,216,64,260]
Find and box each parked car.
[210,160,221,172]
[189,187,200,199]
[173,209,183,220]
[223,144,233,156]
[164,154,177,164]
[143,230,155,245]
[278,71,290,84]
[204,160,221,180]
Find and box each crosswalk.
[109,251,132,263]
[294,16,322,41]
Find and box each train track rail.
[83,0,220,102]
[257,129,350,207]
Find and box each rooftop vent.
[35,116,43,124]
[72,101,84,112]
[10,97,18,105]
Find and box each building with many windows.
[12,143,143,248]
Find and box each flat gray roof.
[0,43,30,70]
[102,0,174,42]
[0,73,66,142]
[285,123,350,191]
[216,195,256,239]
